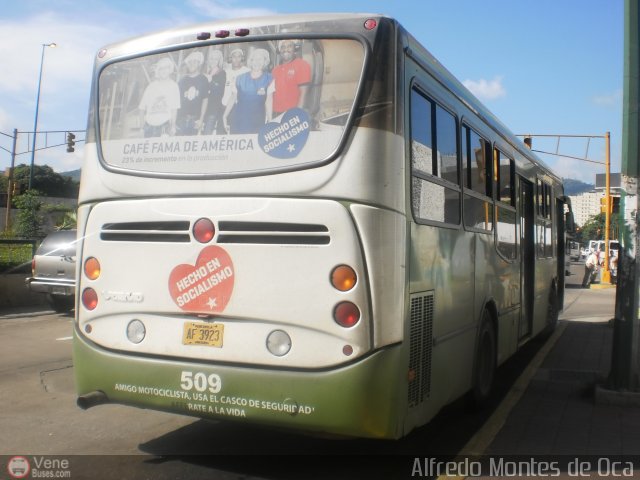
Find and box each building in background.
[569,173,622,227]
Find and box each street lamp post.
[28,42,56,190]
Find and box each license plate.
[182,322,224,347]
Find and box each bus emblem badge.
[168,246,235,313]
[258,108,310,159]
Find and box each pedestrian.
[581,249,599,288]
[610,253,618,284]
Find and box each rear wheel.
[542,285,559,337]
[470,310,497,407]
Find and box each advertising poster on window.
[98,39,364,175]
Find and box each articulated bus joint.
[77,391,109,410]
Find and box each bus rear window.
[97,38,365,176]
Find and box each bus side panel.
[533,259,556,335]
[405,224,476,429]
[349,205,407,348]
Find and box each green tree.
[13,190,44,238]
[55,210,77,231]
[0,164,79,200]
[579,212,621,244]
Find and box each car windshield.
[98,38,365,176]
[37,231,78,257]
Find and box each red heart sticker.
[168,246,235,313]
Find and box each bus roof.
[99,13,390,53]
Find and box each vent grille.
[408,292,434,407]
[217,221,330,245]
[99,220,330,245]
[101,221,190,243]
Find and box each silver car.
[26,230,77,313]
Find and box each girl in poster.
[223,48,273,134]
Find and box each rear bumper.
[26,278,75,296]
[73,325,406,439]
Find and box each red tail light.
[82,288,98,310]
[193,218,215,243]
[31,258,36,276]
[333,302,360,328]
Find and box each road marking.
[56,336,73,341]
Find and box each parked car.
[26,230,77,313]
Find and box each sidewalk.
[483,285,640,457]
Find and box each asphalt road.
[0,260,611,479]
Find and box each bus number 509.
[180,371,222,393]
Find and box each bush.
[13,190,44,239]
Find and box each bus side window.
[494,148,516,259]
[410,87,460,226]
[535,179,554,258]
[462,125,493,232]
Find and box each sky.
[0,0,624,183]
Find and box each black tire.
[48,295,74,313]
[470,310,497,408]
[542,286,559,338]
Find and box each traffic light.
[600,196,613,214]
[66,132,76,153]
[611,196,620,214]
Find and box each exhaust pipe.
[77,391,109,410]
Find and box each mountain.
[563,178,594,196]
[60,169,81,182]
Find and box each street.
[0,260,616,479]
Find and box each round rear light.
[334,302,360,328]
[84,257,101,280]
[331,265,357,291]
[82,288,98,310]
[126,319,146,344]
[364,19,377,30]
[193,218,215,243]
[266,330,292,357]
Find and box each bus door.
[518,176,535,340]
[556,198,566,310]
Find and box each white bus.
[74,13,573,439]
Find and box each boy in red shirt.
[269,40,311,117]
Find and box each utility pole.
[606,0,640,393]
[4,128,18,232]
[602,132,612,284]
